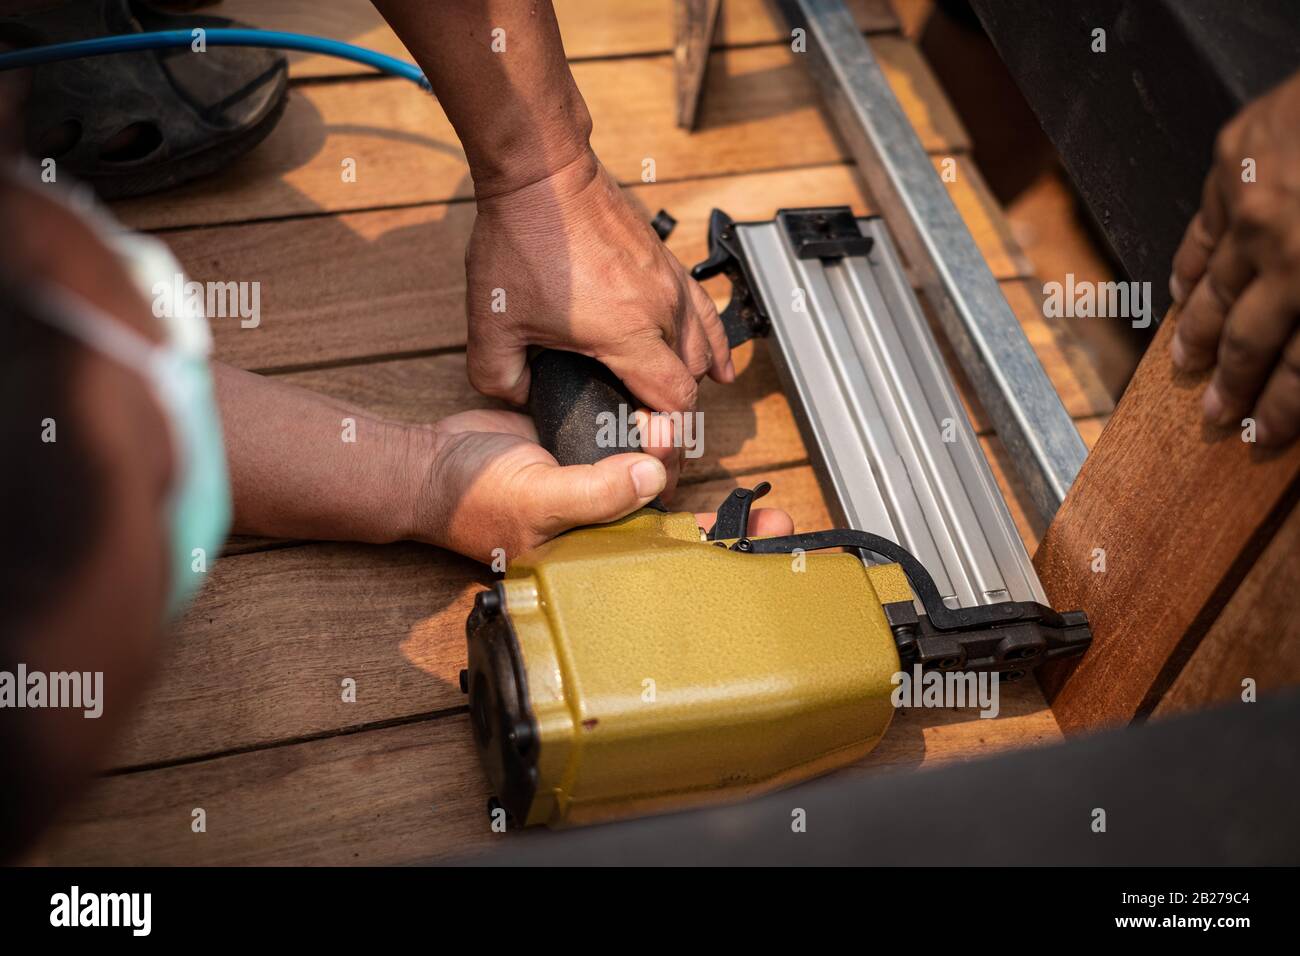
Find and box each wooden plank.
[216,0,900,75]
[928,155,1033,280]
[112,37,966,231]
[43,680,1058,865]
[674,0,723,129]
[42,717,501,866]
[1034,317,1300,732]
[1004,166,1141,399]
[891,0,934,39]
[159,163,1038,375]
[1153,502,1300,717]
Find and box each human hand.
[412,409,791,564]
[1169,70,1300,446]
[463,149,734,418]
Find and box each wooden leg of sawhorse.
[674,0,722,129]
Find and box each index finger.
[1170,169,1231,305]
[604,336,699,415]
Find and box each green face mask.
[27,280,232,619]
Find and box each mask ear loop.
[22,279,163,376]
[4,160,212,358]
[22,279,186,478]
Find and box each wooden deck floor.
[37,0,1113,864]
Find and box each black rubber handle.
[527,349,639,467]
[525,211,674,509]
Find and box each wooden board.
[1153,501,1300,717]
[217,0,900,73]
[43,682,1060,865]
[919,280,1112,437]
[1035,316,1300,732]
[675,0,725,130]
[112,36,967,230]
[159,160,1031,373]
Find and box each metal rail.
[773,0,1088,522]
[734,213,1046,607]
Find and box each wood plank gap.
[145,195,477,236]
[1136,480,1300,718]
[278,31,906,87]
[106,705,470,778]
[252,345,465,378]
[145,158,874,237]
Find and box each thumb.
[527,453,667,535]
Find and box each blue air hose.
[0,28,431,91]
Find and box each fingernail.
[631,458,667,498]
[724,357,736,382]
[1169,274,1186,305]
[1202,384,1228,424]
[1170,334,1188,370]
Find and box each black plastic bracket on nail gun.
[690,209,770,347]
[690,206,875,347]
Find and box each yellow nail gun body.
[468,508,910,828]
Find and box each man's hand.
[413,409,791,564]
[372,0,735,478]
[1170,70,1300,447]
[465,149,733,415]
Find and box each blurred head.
[0,169,176,860]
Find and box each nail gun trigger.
[708,481,771,541]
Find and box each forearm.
[214,362,434,544]
[373,0,592,198]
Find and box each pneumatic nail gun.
[461,208,1091,828]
